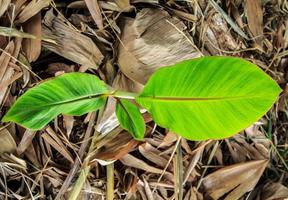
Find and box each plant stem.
[107,163,114,200]
[111,91,138,99]
[174,140,183,200]
[68,165,90,200]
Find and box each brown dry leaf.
[0,0,10,18]
[0,128,17,154]
[67,1,86,9]
[13,0,28,16]
[84,0,104,30]
[246,0,263,46]
[0,71,22,91]
[0,41,14,83]
[183,141,210,184]
[159,132,178,148]
[114,0,131,11]
[113,72,144,93]
[90,130,139,161]
[118,8,201,84]
[120,154,173,179]
[170,9,197,22]
[42,127,74,163]
[63,115,74,138]
[139,143,169,168]
[15,0,51,24]
[17,129,36,155]
[202,160,268,200]
[207,12,239,51]
[258,182,288,200]
[284,19,288,49]
[143,177,154,200]
[0,41,15,105]
[184,187,203,200]
[42,10,104,69]
[22,12,41,62]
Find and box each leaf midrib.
[137,94,274,102]
[24,93,109,109]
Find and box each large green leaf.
[116,99,145,140]
[2,73,110,130]
[136,56,281,141]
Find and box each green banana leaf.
[2,73,110,130]
[116,99,145,140]
[136,56,281,141]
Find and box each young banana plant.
[2,56,281,141]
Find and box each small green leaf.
[2,73,110,130]
[116,99,145,140]
[136,56,281,141]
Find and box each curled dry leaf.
[0,128,17,154]
[15,0,51,24]
[118,8,201,84]
[90,130,139,161]
[202,160,268,200]
[22,13,41,62]
[42,10,104,69]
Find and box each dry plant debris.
[0,0,287,199]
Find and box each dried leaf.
[0,0,10,18]
[42,10,104,69]
[114,0,131,11]
[120,154,173,179]
[42,127,74,163]
[183,142,209,184]
[17,130,36,155]
[15,0,51,23]
[91,130,139,161]
[184,187,203,200]
[284,19,288,49]
[63,115,74,138]
[246,0,263,46]
[84,0,104,29]
[202,160,268,200]
[0,128,17,154]
[118,8,201,84]
[0,41,15,105]
[209,0,248,40]
[0,41,14,81]
[143,178,154,200]
[22,13,42,62]
[139,143,169,168]
[208,13,240,51]
[259,182,288,200]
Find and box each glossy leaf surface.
[116,99,145,140]
[136,56,281,140]
[2,73,109,130]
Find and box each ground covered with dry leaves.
[0,0,288,199]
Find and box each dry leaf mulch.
[0,0,288,199]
